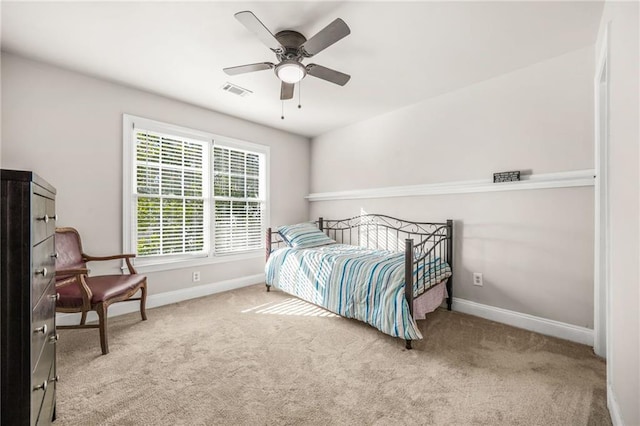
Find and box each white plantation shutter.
[213,146,264,254]
[135,130,207,257]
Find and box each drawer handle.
[34,324,48,335]
[49,333,60,344]
[52,214,58,221]
[38,214,50,223]
[35,267,48,277]
[33,380,47,392]
[48,293,59,302]
[51,252,59,259]
[49,375,60,384]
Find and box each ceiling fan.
[224,11,351,101]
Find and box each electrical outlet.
[192,271,201,282]
[473,272,483,286]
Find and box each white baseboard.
[56,273,264,326]
[452,297,594,346]
[607,384,624,426]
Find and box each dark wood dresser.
[1,169,58,425]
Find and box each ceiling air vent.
[221,82,252,97]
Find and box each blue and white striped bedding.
[265,243,452,340]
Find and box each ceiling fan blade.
[306,64,351,86]
[223,62,274,76]
[280,82,294,100]
[300,18,350,57]
[235,11,284,53]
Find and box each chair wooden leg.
[140,282,147,321]
[80,311,87,325]
[96,303,109,355]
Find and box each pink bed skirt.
[412,281,448,320]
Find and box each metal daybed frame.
[265,214,454,349]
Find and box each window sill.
[122,250,264,274]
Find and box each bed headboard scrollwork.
[320,214,449,258]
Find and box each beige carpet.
[55,284,609,425]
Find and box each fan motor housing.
[275,30,307,61]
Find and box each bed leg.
[266,284,271,292]
[405,340,412,350]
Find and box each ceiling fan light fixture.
[275,61,306,84]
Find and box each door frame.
[593,22,610,370]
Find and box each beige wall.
[312,47,594,193]
[596,2,640,424]
[310,46,596,328]
[1,52,310,295]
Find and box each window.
[135,131,207,257]
[213,146,264,254]
[123,115,269,269]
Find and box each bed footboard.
[320,214,454,350]
[405,240,414,349]
[404,220,454,349]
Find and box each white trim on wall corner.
[607,384,624,426]
[56,273,265,326]
[452,297,594,346]
[306,169,595,202]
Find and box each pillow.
[277,222,335,249]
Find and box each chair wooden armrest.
[56,268,90,277]
[55,268,93,311]
[82,253,138,274]
[82,253,136,262]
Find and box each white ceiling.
[1,1,604,138]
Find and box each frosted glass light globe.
[276,61,306,84]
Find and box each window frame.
[123,114,270,273]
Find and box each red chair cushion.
[57,274,146,309]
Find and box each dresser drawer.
[36,363,56,426]
[32,236,55,306]
[31,281,56,371]
[45,197,56,237]
[32,194,55,245]
[31,333,55,425]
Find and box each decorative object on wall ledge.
[223,10,351,116]
[493,170,521,183]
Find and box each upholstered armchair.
[54,227,147,355]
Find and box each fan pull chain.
[281,101,284,120]
[298,82,302,109]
